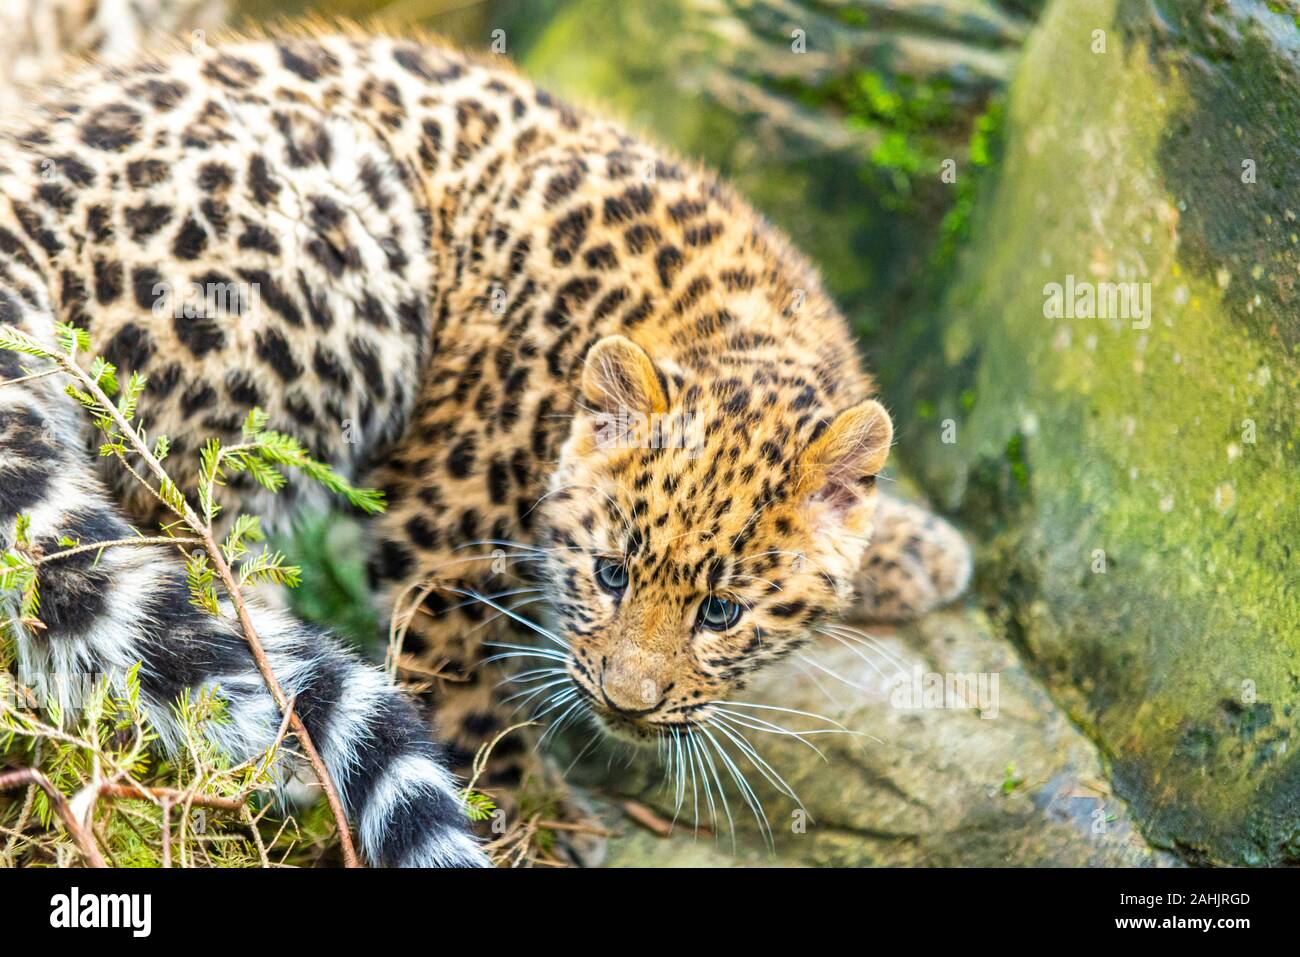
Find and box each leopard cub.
[0,26,969,866]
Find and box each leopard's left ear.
[581,335,668,417]
[796,400,892,514]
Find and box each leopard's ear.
[581,335,668,417]
[796,400,892,514]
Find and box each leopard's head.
[537,335,891,742]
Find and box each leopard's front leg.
[850,492,973,623]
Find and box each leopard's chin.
[589,709,699,746]
[590,709,660,744]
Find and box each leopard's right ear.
[580,335,668,417]
[796,400,893,516]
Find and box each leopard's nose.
[599,655,671,718]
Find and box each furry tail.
[0,310,483,867]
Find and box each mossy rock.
[890,0,1300,865]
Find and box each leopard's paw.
[851,493,972,623]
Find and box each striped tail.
[1,311,484,868]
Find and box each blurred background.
[5,0,1297,866]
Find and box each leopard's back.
[3,26,865,556]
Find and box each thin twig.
[0,368,61,388]
[2,741,40,862]
[622,799,674,838]
[97,783,246,811]
[0,768,106,867]
[161,798,172,869]
[386,577,441,679]
[243,803,271,868]
[32,536,204,564]
[533,819,614,837]
[464,721,536,795]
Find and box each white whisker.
[694,726,737,850]
[443,586,570,649]
[709,716,804,810]
[796,653,874,693]
[716,699,856,733]
[502,676,570,707]
[698,723,772,847]
[817,623,910,673]
[709,707,834,757]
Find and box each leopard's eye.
[697,596,743,632]
[594,556,629,595]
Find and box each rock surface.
[566,608,1172,866]
[503,0,1034,338]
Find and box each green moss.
[930,99,1007,273]
[764,69,969,210]
[279,513,379,654]
[1003,435,1028,490]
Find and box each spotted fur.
[0,24,969,866]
